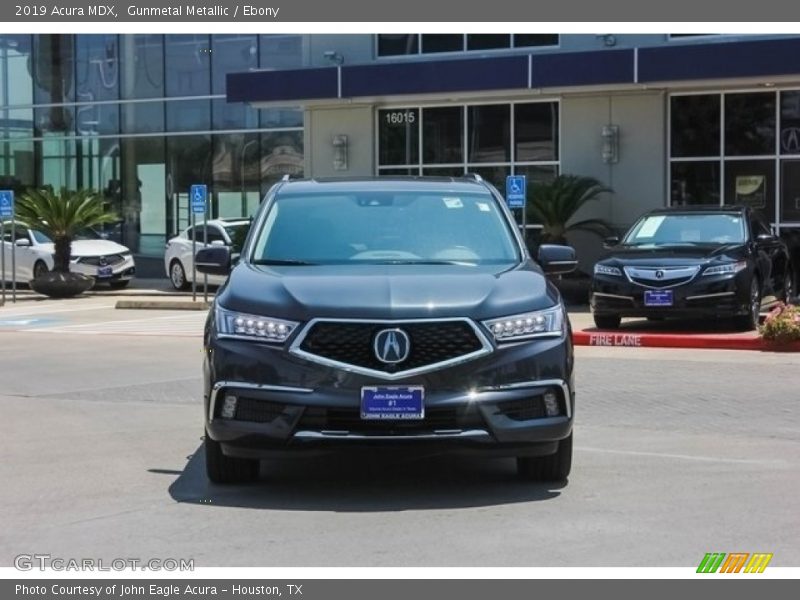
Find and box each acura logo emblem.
[655,269,665,279]
[374,328,411,364]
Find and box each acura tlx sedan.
[591,205,794,330]
[1,224,135,288]
[194,176,578,485]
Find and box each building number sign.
[384,110,417,125]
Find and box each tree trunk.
[53,236,72,273]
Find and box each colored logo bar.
[697,553,773,573]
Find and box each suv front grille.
[297,405,485,434]
[297,320,486,375]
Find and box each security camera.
[323,50,344,65]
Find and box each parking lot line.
[578,445,783,465]
[0,302,116,317]
[24,312,207,337]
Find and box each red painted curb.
[573,329,800,351]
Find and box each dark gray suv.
[196,176,577,484]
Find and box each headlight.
[702,261,747,276]
[483,306,564,341]
[216,306,299,342]
[594,264,622,276]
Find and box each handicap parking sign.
[0,189,13,219]
[505,176,526,209]
[190,184,207,214]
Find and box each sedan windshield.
[623,213,746,246]
[251,191,520,265]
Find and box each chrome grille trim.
[289,317,494,380]
[623,265,701,289]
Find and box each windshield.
[623,213,746,246]
[31,230,52,244]
[73,228,103,240]
[251,191,519,265]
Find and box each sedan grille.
[623,265,700,289]
[77,254,125,267]
[296,320,486,375]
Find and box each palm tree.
[15,187,119,274]
[527,175,613,245]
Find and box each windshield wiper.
[252,258,317,266]
[367,260,477,266]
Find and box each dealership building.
[2,33,800,269]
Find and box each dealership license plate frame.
[96,266,114,278]
[361,386,425,420]
[644,289,674,307]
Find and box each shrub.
[759,302,800,345]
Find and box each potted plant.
[526,174,614,245]
[15,187,120,298]
[759,302,800,350]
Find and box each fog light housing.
[543,390,560,417]
[221,394,238,419]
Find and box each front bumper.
[204,332,574,459]
[71,256,136,283]
[591,272,750,318]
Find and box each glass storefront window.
[514,34,559,47]
[378,108,419,166]
[468,104,510,163]
[670,95,720,158]
[422,166,464,177]
[119,35,163,100]
[423,106,463,164]
[724,159,775,219]
[0,139,35,189]
[32,35,74,105]
[122,136,166,254]
[780,91,800,156]
[670,161,721,206]
[467,35,511,51]
[377,35,418,57]
[165,35,210,98]
[724,93,775,156]
[469,165,509,190]
[121,101,164,134]
[0,35,33,107]
[515,164,558,186]
[781,160,800,222]
[166,98,210,132]
[421,35,463,54]
[34,105,74,136]
[515,102,559,162]
[261,130,304,193]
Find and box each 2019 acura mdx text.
[197,176,578,484]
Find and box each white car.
[1,224,136,288]
[164,219,251,290]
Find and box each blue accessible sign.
[0,189,14,219]
[505,175,526,209]
[190,184,207,214]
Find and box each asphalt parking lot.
[0,298,798,567]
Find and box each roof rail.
[281,174,291,182]
[464,172,483,182]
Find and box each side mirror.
[210,239,226,247]
[756,233,777,243]
[603,236,620,249]
[537,244,578,275]
[195,246,231,276]
[14,238,31,247]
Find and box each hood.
[600,243,748,267]
[217,261,560,321]
[67,240,130,257]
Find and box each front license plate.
[361,386,424,420]
[644,289,673,306]
[96,266,113,278]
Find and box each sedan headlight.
[594,264,622,277]
[216,306,299,342]
[702,261,747,276]
[483,306,564,341]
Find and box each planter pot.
[29,272,95,298]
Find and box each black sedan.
[591,206,794,330]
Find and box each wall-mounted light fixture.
[596,34,617,47]
[332,135,348,171]
[601,125,619,164]
[323,50,344,66]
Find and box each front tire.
[593,314,621,329]
[33,261,48,279]
[517,433,572,482]
[169,260,189,290]
[204,433,259,484]
[734,276,761,331]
